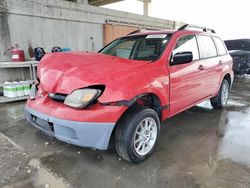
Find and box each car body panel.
[26,97,127,123]
[38,52,149,96]
[25,29,234,150]
[168,60,206,116]
[204,54,233,97]
[37,52,171,120]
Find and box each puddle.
[218,108,250,167]
[28,158,70,188]
[227,100,248,107]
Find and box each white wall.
[0,0,181,61]
[8,14,103,53]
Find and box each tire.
[210,79,230,109]
[115,107,160,163]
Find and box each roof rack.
[177,24,216,33]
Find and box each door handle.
[219,60,223,65]
[198,64,204,70]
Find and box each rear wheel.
[210,79,230,109]
[115,107,160,163]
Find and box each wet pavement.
[1,77,250,188]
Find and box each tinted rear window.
[197,35,217,58]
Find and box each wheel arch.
[128,93,163,120]
[223,73,232,88]
[107,92,164,148]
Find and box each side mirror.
[172,51,193,65]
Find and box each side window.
[172,35,199,61]
[197,35,217,58]
[213,37,227,55]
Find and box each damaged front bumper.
[25,106,115,150]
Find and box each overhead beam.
[88,0,124,6]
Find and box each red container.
[11,48,25,62]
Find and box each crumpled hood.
[38,52,149,94]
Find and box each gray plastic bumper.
[25,106,115,150]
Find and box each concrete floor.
[1,77,250,188]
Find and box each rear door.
[212,36,229,89]
[196,35,224,97]
[169,35,206,116]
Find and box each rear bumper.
[25,106,115,150]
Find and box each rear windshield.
[99,34,171,61]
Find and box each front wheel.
[115,107,160,163]
[210,79,230,109]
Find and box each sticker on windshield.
[146,34,167,39]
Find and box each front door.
[169,35,206,116]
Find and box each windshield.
[99,34,171,61]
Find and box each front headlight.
[64,89,101,108]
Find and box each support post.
[139,0,152,16]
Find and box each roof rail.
[177,24,216,33]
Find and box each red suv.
[25,24,233,163]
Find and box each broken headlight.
[64,89,101,108]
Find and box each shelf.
[0,96,29,103]
[0,61,38,103]
[0,80,35,87]
[0,61,38,68]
